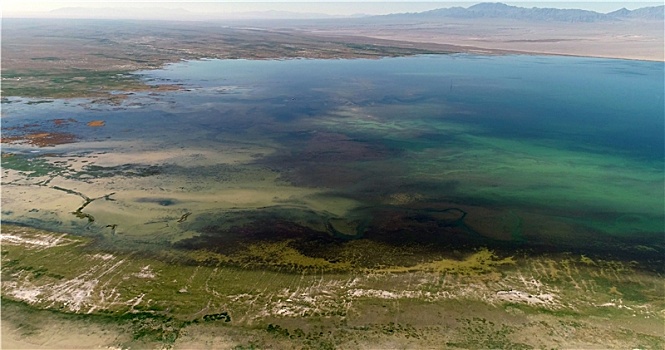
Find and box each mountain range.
[34,3,665,22]
[386,3,664,22]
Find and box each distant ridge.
[384,3,665,22]
[19,2,665,22]
[608,6,665,20]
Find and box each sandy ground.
[1,317,126,349]
[299,18,664,61]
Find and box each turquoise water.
[146,55,663,160]
[148,55,665,250]
[3,54,664,261]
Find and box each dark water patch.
[176,209,333,253]
[359,206,485,246]
[135,198,179,206]
[275,159,419,194]
[78,164,162,178]
[273,131,395,163]
[258,131,400,189]
[367,206,665,272]
[168,202,664,273]
[25,100,55,105]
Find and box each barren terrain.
[296,17,664,61]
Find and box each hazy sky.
[3,1,662,18]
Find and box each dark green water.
[3,54,664,264]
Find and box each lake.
[2,54,664,265]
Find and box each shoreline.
[2,49,659,101]
[2,18,662,100]
[301,30,664,63]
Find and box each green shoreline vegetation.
[1,70,151,99]
[2,225,663,349]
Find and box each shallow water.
[2,54,664,264]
